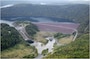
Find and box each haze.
[1,0,89,6]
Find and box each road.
[15,26,31,41]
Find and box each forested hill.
[1,4,89,33]
[1,23,23,51]
[1,23,38,58]
[1,4,89,23]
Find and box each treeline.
[25,23,39,38]
[54,33,70,39]
[1,23,23,51]
[45,34,89,58]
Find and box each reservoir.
[1,16,74,23]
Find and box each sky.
[1,0,89,6]
[1,0,89,2]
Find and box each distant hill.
[1,4,89,33]
[1,4,89,22]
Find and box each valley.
[1,19,79,59]
[1,2,89,59]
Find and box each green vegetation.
[54,33,73,44]
[34,31,55,44]
[23,54,37,58]
[34,31,49,44]
[1,23,23,51]
[58,35,74,44]
[42,49,48,56]
[44,34,89,58]
[1,43,38,58]
[1,23,38,58]
[25,23,39,38]
[78,19,89,34]
[1,4,89,58]
[54,33,70,39]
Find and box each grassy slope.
[1,42,38,58]
[44,34,89,58]
[34,31,55,44]
[58,35,74,44]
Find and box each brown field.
[34,23,79,34]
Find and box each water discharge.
[31,37,55,54]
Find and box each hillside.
[1,23,23,50]
[1,4,89,21]
[44,34,89,58]
[25,22,39,37]
[1,23,38,58]
[1,3,89,58]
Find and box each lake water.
[2,16,74,23]
[30,17,54,23]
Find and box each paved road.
[15,26,31,40]
[15,27,27,40]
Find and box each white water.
[31,37,55,54]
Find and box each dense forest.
[25,23,39,38]
[1,23,23,51]
[1,4,88,20]
[44,34,89,58]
